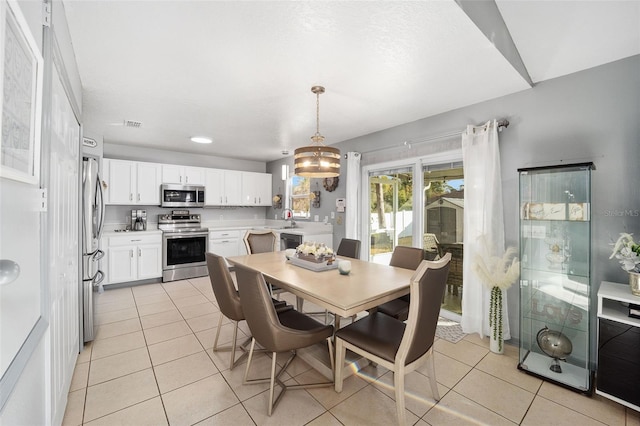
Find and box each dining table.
[226,250,417,379]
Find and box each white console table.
[596,281,640,411]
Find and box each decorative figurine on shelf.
[609,232,640,295]
[536,326,573,373]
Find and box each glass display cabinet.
[517,162,594,393]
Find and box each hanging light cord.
[311,86,325,145]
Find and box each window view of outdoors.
[424,166,464,315]
[291,175,311,218]
[368,164,464,315]
[369,169,413,264]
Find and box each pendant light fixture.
[294,86,340,178]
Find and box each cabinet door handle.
[137,194,140,201]
[220,196,223,204]
[130,250,134,258]
[259,197,261,204]
[225,196,228,204]
[185,176,189,183]
[129,193,133,201]
[138,248,141,257]
[180,176,182,183]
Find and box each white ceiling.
[63,1,640,163]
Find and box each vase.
[490,332,504,354]
[630,272,640,296]
[489,286,504,354]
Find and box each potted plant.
[610,233,640,296]
[473,237,520,354]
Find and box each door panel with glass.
[368,168,413,265]
[423,163,464,315]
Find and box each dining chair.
[376,245,425,321]
[206,252,292,370]
[334,253,451,426]
[235,263,335,416]
[336,238,361,259]
[243,229,278,253]
[242,230,285,297]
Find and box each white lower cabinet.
[208,230,241,259]
[105,232,162,284]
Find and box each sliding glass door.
[362,153,464,318]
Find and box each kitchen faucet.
[282,208,296,228]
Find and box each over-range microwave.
[161,184,205,208]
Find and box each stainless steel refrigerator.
[81,157,105,342]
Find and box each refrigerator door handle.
[93,270,105,285]
[92,249,105,261]
[96,172,105,242]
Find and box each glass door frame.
[360,149,463,320]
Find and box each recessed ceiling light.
[190,136,212,144]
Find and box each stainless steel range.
[159,210,209,282]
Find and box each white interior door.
[48,63,80,424]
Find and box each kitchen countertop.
[103,222,332,236]
[102,229,163,236]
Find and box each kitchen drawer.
[107,233,162,246]
[209,230,240,239]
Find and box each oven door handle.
[163,232,209,240]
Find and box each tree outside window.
[291,175,310,218]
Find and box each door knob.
[0,259,20,286]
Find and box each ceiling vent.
[124,119,142,128]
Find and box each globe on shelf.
[536,326,573,373]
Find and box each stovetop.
[158,210,208,233]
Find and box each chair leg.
[212,314,224,351]
[268,352,277,416]
[426,347,440,401]
[335,338,345,392]
[394,371,407,426]
[229,320,239,370]
[243,338,257,384]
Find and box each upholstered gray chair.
[242,229,286,298]
[335,253,451,426]
[336,238,361,259]
[206,252,291,370]
[235,263,334,416]
[243,229,278,254]
[376,245,425,321]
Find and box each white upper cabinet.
[103,158,271,207]
[242,172,272,206]
[161,165,205,185]
[136,162,162,204]
[205,169,242,206]
[103,159,161,205]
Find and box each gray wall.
[267,55,640,343]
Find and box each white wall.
[1,0,83,423]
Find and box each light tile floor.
[64,276,640,425]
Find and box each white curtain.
[460,120,510,340]
[345,152,361,241]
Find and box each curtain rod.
[358,118,509,156]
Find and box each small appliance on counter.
[131,209,147,231]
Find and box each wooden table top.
[227,251,415,318]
